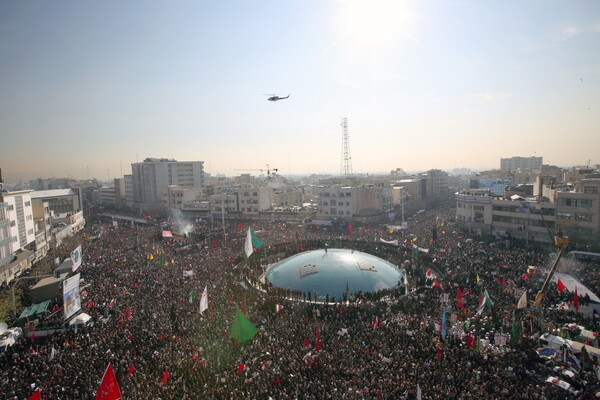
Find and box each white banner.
[494,332,508,346]
[63,273,81,320]
[71,245,82,272]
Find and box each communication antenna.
[340,117,353,176]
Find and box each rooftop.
[31,189,78,199]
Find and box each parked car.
[0,327,23,352]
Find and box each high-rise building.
[131,158,204,210]
[500,156,543,172]
[0,189,36,283]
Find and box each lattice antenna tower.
[340,117,353,176]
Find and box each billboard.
[63,273,81,320]
[71,245,82,272]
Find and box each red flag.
[431,279,440,288]
[160,370,169,383]
[456,287,465,309]
[241,294,247,316]
[436,348,442,359]
[237,364,245,373]
[127,364,135,375]
[302,339,309,347]
[237,223,243,229]
[28,389,42,400]
[373,315,380,331]
[522,273,530,280]
[347,224,354,234]
[315,323,322,351]
[466,333,476,349]
[574,286,579,311]
[557,279,566,293]
[95,363,122,400]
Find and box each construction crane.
[234,164,278,179]
[533,233,569,306]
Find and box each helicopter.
[264,94,290,102]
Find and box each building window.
[28,229,34,235]
[10,220,15,227]
[557,198,593,208]
[584,186,599,194]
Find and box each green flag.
[230,307,258,344]
[476,289,493,315]
[189,289,195,304]
[244,228,263,258]
[251,229,263,249]
[510,312,522,347]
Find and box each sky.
[1,1,599,182]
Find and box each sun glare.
[343,0,409,46]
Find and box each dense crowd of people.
[1,203,599,399]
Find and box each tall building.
[124,174,134,205]
[131,158,204,210]
[2,190,35,253]
[500,156,543,172]
[0,189,36,284]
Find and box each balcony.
[0,236,13,247]
[0,219,9,229]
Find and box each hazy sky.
[1,1,599,182]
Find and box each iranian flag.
[476,289,493,316]
[244,228,263,258]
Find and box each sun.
[342,0,410,46]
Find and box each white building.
[500,156,543,172]
[132,158,204,210]
[2,190,36,253]
[317,185,393,223]
[31,189,85,249]
[0,189,36,284]
[455,189,556,244]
